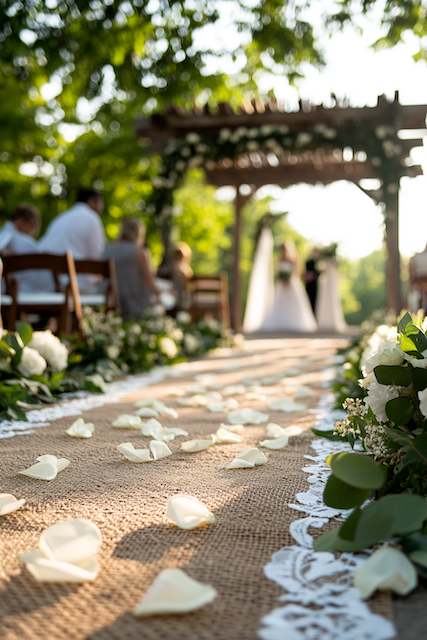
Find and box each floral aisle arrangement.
[315,312,427,591]
[0,309,230,421]
[69,307,229,379]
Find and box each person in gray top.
[104,218,159,320]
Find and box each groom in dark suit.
[304,249,320,313]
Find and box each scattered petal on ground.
[166,495,215,529]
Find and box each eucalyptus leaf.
[313,527,361,552]
[412,368,427,392]
[374,365,412,387]
[398,312,413,334]
[323,474,371,509]
[385,396,413,425]
[311,428,344,441]
[330,452,386,490]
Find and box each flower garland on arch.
[147,122,406,220]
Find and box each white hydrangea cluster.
[29,331,69,372]
[159,337,178,359]
[184,334,200,354]
[365,379,400,423]
[18,346,47,377]
[360,324,398,375]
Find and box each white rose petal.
[112,415,143,429]
[66,418,95,439]
[19,455,70,481]
[364,343,404,375]
[166,495,215,530]
[366,380,400,423]
[118,442,152,463]
[135,399,178,419]
[180,438,214,453]
[133,568,217,617]
[354,546,417,599]
[214,426,243,444]
[227,409,269,425]
[222,385,246,397]
[260,435,289,449]
[0,493,26,516]
[149,440,172,460]
[207,398,239,413]
[268,398,306,412]
[20,518,101,583]
[225,447,268,469]
[141,418,163,437]
[135,407,160,418]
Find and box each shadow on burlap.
[0,337,393,639]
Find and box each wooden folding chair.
[1,252,83,335]
[74,258,120,312]
[189,273,230,327]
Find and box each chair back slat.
[74,258,119,312]
[189,273,230,327]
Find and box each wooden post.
[231,186,244,331]
[384,186,403,313]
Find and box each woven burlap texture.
[0,337,391,639]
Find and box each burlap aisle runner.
[0,337,391,640]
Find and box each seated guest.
[104,218,159,320]
[39,187,105,259]
[0,205,40,254]
[0,205,41,291]
[171,242,193,310]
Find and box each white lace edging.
[259,395,396,640]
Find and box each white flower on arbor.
[227,408,269,425]
[166,495,215,530]
[0,493,26,516]
[66,418,95,439]
[29,330,68,371]
[20,519,102,583]
[225,447,268,469]
[19,455,70,481]
[354,546,417,599]
[133,568,217,617]
[18,346,47,377]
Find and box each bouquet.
[314,312,427,583]
[318,242,338,260]
[277,260,294,283]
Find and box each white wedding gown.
[316,258,346,332]
[243,228,317,333]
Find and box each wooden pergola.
[137,93,426,330]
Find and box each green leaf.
[402,532,427,554]
[338,505,395,550]
[410,550,427,568]
[313,527,361,552]
[374,365,412,387]
[398,312,413,334]
[374,494,427,535]
[16,322,33,346]
[412,434,427,464]
[330,452,387,490]
[385,396,413,425]
[311,428,344,441]
[412,368,427,392]
[323,474,371,509]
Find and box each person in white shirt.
[39,188,105,260]
[0,205,41,291]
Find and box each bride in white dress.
[315,252,347,333]
[244,232,317,333]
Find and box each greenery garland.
[147,122,405,222]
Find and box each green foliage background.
[0,0,423,324]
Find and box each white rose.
[106,345,120,359]
[366,380,400,423]
[418,389,427,418]
[184,334,200,353]
[364,343,404,375]
[159,337,178,359]
[18,347,47,377]
[177,311,191,324]
[29,331,68,372]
